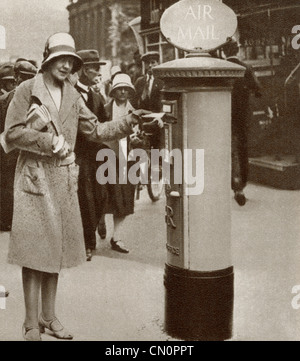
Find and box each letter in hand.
[128,109,152,126]
[140,112,166,133]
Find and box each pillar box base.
[164,264,234,341]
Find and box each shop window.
[144,29,187,62]
[147,32,160,44]
[162,43,175,62]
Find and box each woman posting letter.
[2,32,149,341]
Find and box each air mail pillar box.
[154,0,246,341]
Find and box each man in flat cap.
[0,59,37,231]
[134,52,163,112]
[134,51,164,150]
[0,63,16,96]
[74,49,110,261]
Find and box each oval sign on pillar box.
[160,0,238,52]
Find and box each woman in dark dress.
[102,73,138,254]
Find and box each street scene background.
[0,0,300,342]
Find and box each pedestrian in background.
[1,32,149,341]
[0,63,16,96]
[96,64,123,240]
[101,73,137,254]
[91,73,108,104]
[223,38,262,206]
[74,49,108,262]
[127,62,142,86]
[0,59,37,231]
[134,51,164,150]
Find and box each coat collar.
[104,99,113,119]
[31,73,80,134]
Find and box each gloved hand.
[126,109,152,126]
[52,134,71,160]
[129,129,150,149]
[140,113,165,133]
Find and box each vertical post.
[155,0,245,342]
[155,55,244,341]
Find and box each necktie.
[141,75,151,101]
[86,88,94,107]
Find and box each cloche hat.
[109,73,135,97]
[41,32,83,73]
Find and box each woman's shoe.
[22,324,42,341]
[38,314,73,340]
[110,238,129,254]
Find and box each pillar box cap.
[152,55,245,80]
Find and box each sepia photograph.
[0,0,299,345]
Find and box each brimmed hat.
[41,32,83,73]
[109,73,135,97]
[141,51,160,63]
[14,60,38,76]
[0,63,15,80]
[76,49,106,66]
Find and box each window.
[144,29,186,62]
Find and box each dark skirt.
[103,160,136,218]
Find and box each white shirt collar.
[77,81,90,93]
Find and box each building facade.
[67,0,140,64]
[139,0,300,189]
[67,0,299,188]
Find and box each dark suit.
[134,75,164,149]
[74,84,109,251]
[134,75,164,112]
[0,90,19,231]
[226,56,262,192]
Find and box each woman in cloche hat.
[2,32,149,341]
[100,73,137,254]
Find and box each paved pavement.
[0,182,299,341]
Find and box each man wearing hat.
[223,38,262,206]
[0,63,16,96]
[134,51,164,150]
[74,49,110,261]
[134,51,163,112]
[0,59,37,231]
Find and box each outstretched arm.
[77,96,150,143]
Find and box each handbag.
[0,103,52,153]
[26,103,52,131]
